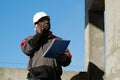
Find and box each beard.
[43,24,51,36]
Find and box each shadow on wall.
[70,62,104,80]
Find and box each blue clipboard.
[42,39,70,59]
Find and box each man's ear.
[34,24,37,31]
[34,27,36,31]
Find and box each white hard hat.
[33,12,49,24]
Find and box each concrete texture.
[0,67,78,80]
[0,67,28,80]
[85,0,105,72]
[85,0,120,80]
[85,0,105,80]
[105,0,120,80]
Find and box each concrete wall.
[85,0,105,71]
[0,68,28,80]
[85,0,105,80]
[105,0,120,80]
[0,67,78,80]
[85,0,120,80]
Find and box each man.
[20,12,72,80]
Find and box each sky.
[0,0,85,72]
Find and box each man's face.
[35,17,50,31]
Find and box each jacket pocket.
[29,65,56,79]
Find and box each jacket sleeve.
[58,49,72,67]
[20,34,43,56]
